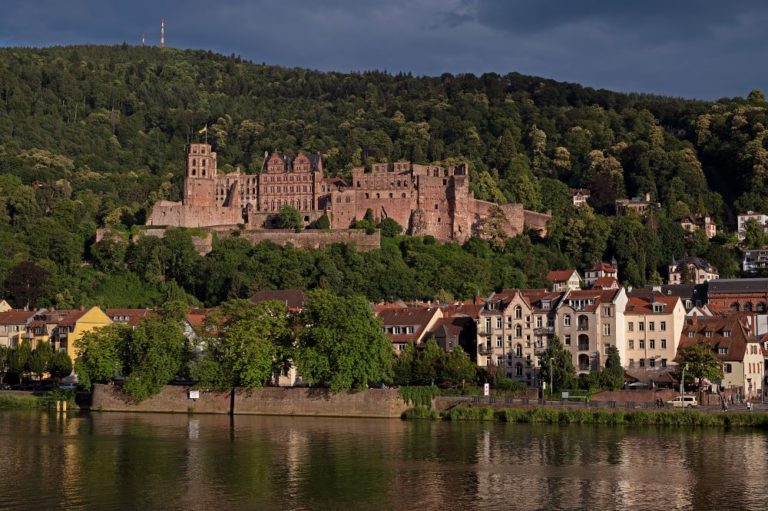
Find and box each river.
[0,410,764,510]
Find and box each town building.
[680,214,717,239]
[737,211,768,241]
[374,305,444,353]
[591,277,620,290]
[584,260,618,287]
[742,248,768,273]
[46,308,112,361]
[147,143,550,244]
[0,310,37,348]
[571,188,590,207]
[106,309,155,328]
[427,302,481,355]
[251,289,307,313]
[554,288,627,374]
[546,269,582,292]
[622,293,686,381]
[615,193,660,217]
[706,278,768,314]
[667,256,719,285]
[0,300,12,312]
[678,315,764,399]
[477,290,561,385]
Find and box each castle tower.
[183,143,218,207]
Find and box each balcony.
[534,326,554,335]
[478,344,493,355]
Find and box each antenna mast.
[160,19,165,48]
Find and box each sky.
[1,0,767,99]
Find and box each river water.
[0,410,765,510]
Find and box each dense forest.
[0,44,765,308]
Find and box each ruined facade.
[147,143,550,243]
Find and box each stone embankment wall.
[91,384,409,418]
[236,229,381,251]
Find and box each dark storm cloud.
[1,0,767,99]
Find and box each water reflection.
[0,410,765,510]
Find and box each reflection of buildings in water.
[284,427,308,500]
[472,426,699,510]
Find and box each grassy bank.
[404,405,768,428]
[0,391,78,411]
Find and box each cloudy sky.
[1,0,767,99]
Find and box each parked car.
[666,395,698,408]
[58,383,78,391]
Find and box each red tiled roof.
[592,277,619,289]
[0,310,36,325]
[589,262,617,273]
[625,294,680,315]
[251,289,306,310]
[376,306,441,342]
[677,316,755,362]
[547,269,578,282]
[106,308,155,327]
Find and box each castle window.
[389,193,393,198]
[345,197,351,203]
[202,160,206,167]
[202,169,206,177]
[365,193,369,199]
[443,179,447,186]
[376,193,380,199]
[438,218,441,223]
[192,159,197,166]
[191,168,197,176]
[402,193,406,198]
[434,204,438,209]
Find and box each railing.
[478,344,493,355]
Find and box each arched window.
[744,302,753,312]
[515,363,523,376]
[515,344,522,357]
[578,315,589,330]
[514,305,522,319]
[515,324,522,338]
[564,314,571,327]
[731,302,740,312]
[578,334,589,351]
[578,354,590,371]
[758,303,766,313]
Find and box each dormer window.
[705,331,712,337]
[718,347,728,354]
[723,330,731,337]
[687,331,695,337]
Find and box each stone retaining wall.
[91,384,409,418]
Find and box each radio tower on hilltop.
[160,19,165,48]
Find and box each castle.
[147,143,550,243]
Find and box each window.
[564,315,571,327]
[649,339,655,350]
[484,318,491,333]
[602,324,611,336]
[515,344,523,357]
[603,306,611,317]
[628,322,634,332]
[639,359,645,368]
[687,331,695,337]
[661,359,667,368]
[514,306,522,319]
[515,363,523,376]
[660,321,666,331]
[649,322,655,332]
[515,324,522,338]
[639,340,645,349]
[565,335,571,346]
[661,339,667,349]
[497,356,504,366]
[628,340,634,349]
[406,327,414,334]
[649,358,655,368]
[718,347,728,354]
[639,322,645,331]
[724,363,732,374]
[496,318,502,329]
[723,330,731,338]
[496,336,502,348]
[629,359,635,368]
[536,316,543,328]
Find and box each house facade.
[623,294,686,380]
[546,269,582,292]
[667,256,719,285]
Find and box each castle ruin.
[147,143,549,243]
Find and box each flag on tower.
[198,125,208,134]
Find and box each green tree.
[412,338,444,385]
[295,289,394,391]
[28,342,53,381]
[441,347,476,388]
[75,324,131,389]
[49,351,73,382]
[194,300,291,390]
[123,316,186,402]
[599,345,624,390]
[539,335,576,392]
[743,218,768,249]
[379,218,403,237]
[677,342,724,391]
[392,342,416,386]
[277,205,303,232]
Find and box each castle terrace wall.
[147,200,242,228]
[236,229,381,251]
[523,209,551,236]
[91,384,409,418]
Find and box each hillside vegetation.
[0,45,764,307]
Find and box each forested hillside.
[0,45,765,308]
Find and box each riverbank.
[0,390,77,410]
[404,405,768,428]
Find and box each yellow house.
[49,307,112,361]
[0,300,12,312]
